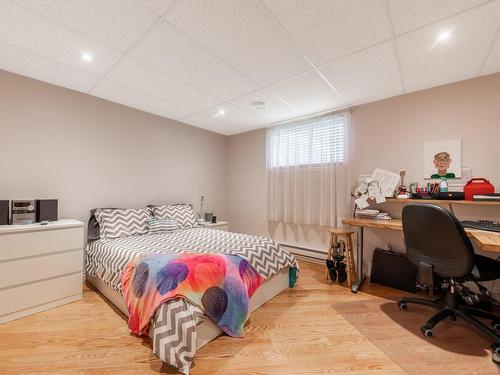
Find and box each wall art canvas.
[424,139,461,179]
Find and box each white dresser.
[0,219,84,324]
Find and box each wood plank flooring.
[0,261,494,374]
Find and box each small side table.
[198,221,229,231]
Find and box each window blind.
[267,112,347,168]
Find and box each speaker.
[0,200,8,225]
[36,199,58,222]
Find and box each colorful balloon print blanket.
[121,252,265,337]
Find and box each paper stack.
[376,212,391,220]
[355,209,379,219]
[355,209,391,220]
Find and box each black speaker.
[0,200,8,225]
[36,199,58,222]
[371,248,418,293]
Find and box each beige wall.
[227,73,500,259]
[351,72,500,190]
[2,68,499,261]
[0,70,227,228]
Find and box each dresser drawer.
[0,250,83,289]
[0,272,82,318]
[0,227,83,261]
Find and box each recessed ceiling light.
[436,30,451,43]
[81,52,93,62]
[252,101,266,109]
[213,109,225,118]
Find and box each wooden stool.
[325,228,357,287]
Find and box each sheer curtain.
[266,112,350,227]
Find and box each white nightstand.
[0,219,84,324]
[198,221,229,231]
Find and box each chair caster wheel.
[491,321,500,333]
[398,301,408,311]
[492,344,500,365]
[421,325,433,338]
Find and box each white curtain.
[266,112,351,227]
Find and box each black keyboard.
[460,220,500,233]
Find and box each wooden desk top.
[342,217,500,253]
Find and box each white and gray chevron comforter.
[86,227,298,374]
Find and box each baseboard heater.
[280,242,326,263]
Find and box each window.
[267,112,348,168]
[266,112,350,226]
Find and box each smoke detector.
[251,101,266,109]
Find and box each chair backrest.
[402,204,475,278]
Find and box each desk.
[342,217,500,293]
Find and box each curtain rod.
[266,106,353,128]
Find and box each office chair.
[397,204,500,364]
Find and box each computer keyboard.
[460,220,500,233]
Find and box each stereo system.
[11,200,36,225]
[0,199,58,225]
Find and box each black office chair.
[397,204,500,364]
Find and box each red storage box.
[464,178,495,201]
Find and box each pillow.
[95,208,150,240]
[151,204,198,229]
[147,218,179,234]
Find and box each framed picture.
[424,139,461,179]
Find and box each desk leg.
[351,226,365,293]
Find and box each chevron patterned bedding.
[94,208,150,240]
[153,300,204,374]
[86,228,298,374]
[86,227,298,293]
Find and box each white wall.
[0,70,227,229]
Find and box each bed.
[85,206,298,374]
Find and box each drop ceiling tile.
[164,0,310,86]
[201,103,268,130]
[0,40,99,92]
[181,113,243,136]
[0,0,121,76]
[270,71,345,116]
[397,1,500,93]
[129,20,260,101]
[91,79,194,120]
[106,57,223,112]
[135,0,175,15]
[15,0,158,51]
[320,41,403,105]
[263,0,393,66]
[231,87,300,124]
[388,0,488,35]
[482,31,500,75]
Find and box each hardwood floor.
[0,261,496,374]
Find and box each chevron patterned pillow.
[95,208,150,240]
[147,218,179,234]
[151,204,198,229]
